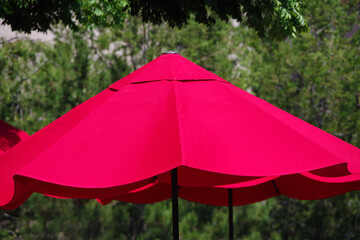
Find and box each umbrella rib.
[172,81,185,165]
[228,188,234,240]
[171,168,179,240]
[272,180,280,193]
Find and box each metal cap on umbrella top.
[162,51,179,54]
[0,53,360,239]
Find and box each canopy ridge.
[172,81,186,166]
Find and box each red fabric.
[1,54,359,210]
[0,120,29,154]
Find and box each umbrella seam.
[173,81,185,166]
[108,79,226,91]
[129,79,222,83]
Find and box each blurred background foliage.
[0,0,359,239]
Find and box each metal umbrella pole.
[171,168,179,240]
[228,188,234,240]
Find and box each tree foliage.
[0,0,127,33]
[129,0,308,41]
[0,0,307,40]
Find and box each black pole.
[171,168,179,240]
[228,188,234,240]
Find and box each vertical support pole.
[171,168,179,240]
[228,188,234,240]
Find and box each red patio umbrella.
[0,52,359,239]
[0,120,29,154]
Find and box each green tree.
[1,0,307,40]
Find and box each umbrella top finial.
[162,51,179,54]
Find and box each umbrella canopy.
[0,120,29,154]
[98,164,360,206]
[1,52,359,211]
